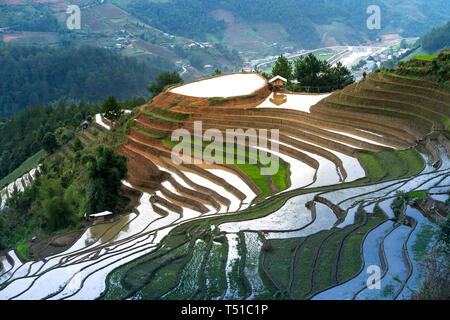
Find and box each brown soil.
[26,229,87,262]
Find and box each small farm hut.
[269,75,287,91]
[89,211,114,223]
[80,120,90,130]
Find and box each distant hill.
[0,1,243,79]
[422,21,450,53]
[0,45,174,118]
[120,0,450,49]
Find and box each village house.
[269,75,288,91]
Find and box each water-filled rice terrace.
[1,65,449,300]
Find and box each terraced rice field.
[1,167,39,210]
[0,69,449,300]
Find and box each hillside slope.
[0,45,172,118]
[118,0,450,49]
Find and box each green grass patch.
[337,208,385,283]
[263,237,301,292]
[290,231,331,299]
[164,138,289,198]
[16,242,31,261]
[133,126,169,139]
[414,55,437,62]
[358,152,385,181]
[208,97,238,106]
[406,190,428,199]
[358,148,424,182]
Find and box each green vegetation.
[292,54,354,92]
[265,53,354,93]
[422,21,450,53]
[42,133,58,154]
[197,240,228,299]
[271,55,292,82]
[150,107,189,122]
[122,0,450,49]
[0,45,168,118]
[0,96,144,188]
[392,50,450,86]
[337,207,385,283]
[259,205,387,299]
[0,150,47,189]
[208,97,237,106]
[82,145,127,214]
[415,55,438,62]
[406,190,428,199]
[100,232,193,300]
[164,138,290,198]
[16,242,31,261]
[0,98,139,252]
[0,103,99,185]
[357,148,425,182]
[0,3,59,32]
[148,72,183,97]
[412,218,449,300]
[101,96,124,122]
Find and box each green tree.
[42,196,75,231]
[422,21,450,53]
[293,53,354,92]
[42,132,58,154]
[83,145,127,214]
[330,62,355,89]
[101,96,123,122]
[272,55,292,81]
[148,72,183,97]
[72,138,84,153]
[293,53,325,87]
[39,178,76,231]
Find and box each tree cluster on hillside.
[0,45,174,118]
[126,0,226,41]
[0,97,145,184]
[148,72,184,97]
[393,50,449,85]
[268,54,354,92]
[271,55,292,82]
[422,21,450,53]
[0,4,59,32]
[82,145,128,215]
[0,103,99,182]
[0,143,128,251]
[0,98,134,251]
[101,96,124,122]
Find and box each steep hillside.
[0,45,172,118]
